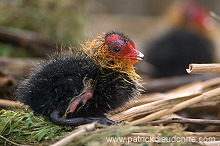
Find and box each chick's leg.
[49,110,116,126]
[65,77,94,115]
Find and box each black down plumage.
[17,52,138,125]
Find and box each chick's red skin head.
[104,33,144,64]
[85,31,143,80]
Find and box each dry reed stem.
[147,118,220,126]
[110,77,220,123]
[110,78,218,121]
[186,63,220,74]
[0,99,24,108]
[51,122,97,146]
[129,86,220,125]
[110,94,197,122]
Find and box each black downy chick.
[17,31,144,126]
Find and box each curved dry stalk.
[51,122,97,146]
[130,86,220,125]
[110,94,197,122]
[110,77,220,123]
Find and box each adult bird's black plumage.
[144,2,215,78]
[145,28,214,78]
[17,31,144,126]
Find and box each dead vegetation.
[0,1,219,144]
[1,61,220,145]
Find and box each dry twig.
[147,118,220,126]
[130,86,220,125]
[51,122,97,146]
[0,99,24,109]
[186,64,220,74]
[110,94,197,122]
[110,77,220,122]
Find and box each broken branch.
[186,64,220,74]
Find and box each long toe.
[87,117,117,125]
[97,117,117,126]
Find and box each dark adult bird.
[144,2,215,78]
[17,31,144,126]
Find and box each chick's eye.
[113,47,121,53]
